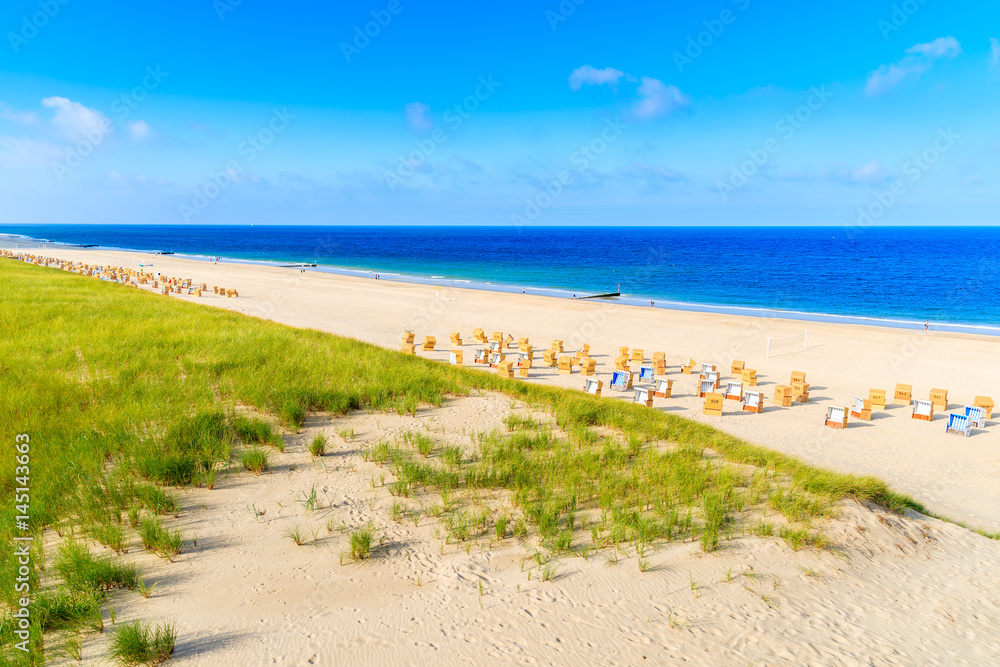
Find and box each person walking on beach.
[925,320,929,331]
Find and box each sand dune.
[14,244,999,533]
[43,394,1000,666]
[9,243,1000,666]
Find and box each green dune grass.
[0,258,926,663]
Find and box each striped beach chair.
[946,413,971,437]
[610,370,633,392]
[964,405,986,429]
[638,366,655,382]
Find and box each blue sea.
[3,225,999,334]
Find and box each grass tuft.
[309,433,327,457]
[349,524,376,561]
[240,447,270,474]
[108,621,176,666]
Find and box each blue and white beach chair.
[610,370,632,392]
[638,366,655,382]
[964,405,986,429]
[946,413,971,437]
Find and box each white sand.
[8,243,1000,665]
[48,396,1000,666]
[14,244,998,532]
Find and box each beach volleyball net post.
[766,330,807,358]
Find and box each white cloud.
[568,66,625,91]
[0,136,62,169]
[777,160,888,184]
[404,102,433,133]
[108,169,124,181]
[128,120,151,141]
[632,77,690,120]
[990,38,1000,70]
[569,66,688,120]
[865,36,962,96]
[41,96,111,140]
[849,160,888,183]
[908,36,962,58]
[0,103,38,125]
[616,162,684,191]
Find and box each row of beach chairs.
[6,252,238,299]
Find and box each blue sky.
[1,0,998,226]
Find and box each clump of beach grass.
[309,433,327,457]
[139,517,186,561]
[349,524,376,561]
[284,524,309,546]
[240,447,269,474]
[108,621,176,666]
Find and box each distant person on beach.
[925,320,929,331]
[522,288,525,294]
[650,300,654,307]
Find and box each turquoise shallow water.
[3,224,999,332]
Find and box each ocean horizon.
[3,224,999,333]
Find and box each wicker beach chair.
[610,370,633,392]
[825,405,848,429]
[743,389,764,413]
[912,399,934,421]
[946,413,971,437]
[653,378,673,398]
[633,387,653,407]
[850,396,872,420]
[703,393,724,416]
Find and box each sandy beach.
[6,242,1000,666]
[13,242,998,533]
[48,396,1000,666]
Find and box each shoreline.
[2,231,998,337]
